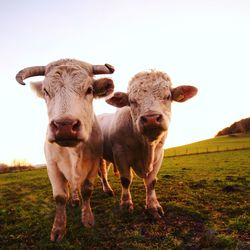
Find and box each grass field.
[0,135,250,249]
[165,134,250,156]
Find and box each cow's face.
[34,67,113,147]
[17,59,114,147]
[107,71,197,142]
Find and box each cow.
[16,59,115,241]
[98,70,197,219]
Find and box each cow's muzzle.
[50,118,83,147]
[139,113,167,141]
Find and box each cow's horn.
[16,66,46,85]
[92,64,115,75]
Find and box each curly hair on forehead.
[127,70,172,93]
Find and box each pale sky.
[0,0,249,165]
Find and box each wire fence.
[165,144,250,158]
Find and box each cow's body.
[16,59,114,241]
[45,115,102,236]
[98,70,197,218]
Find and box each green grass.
[165,133,250,156]
[0,136,250,249]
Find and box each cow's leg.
[120,170,133,212]
[113,163,119,177]
[144,150,164,219]
[80,161,99,228]
[70,184,80,207]
[143,177,164,220]
[47,166,68,241]
[113,148,133,211]
[81,178,95,227]
[99,159,114,196]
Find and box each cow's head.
[16,59,114,147]
[106,70,197,142]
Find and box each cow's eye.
[43,88,50,97]
[86,87,93,95]
[164,94,171,101]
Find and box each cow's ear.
[106,92,129,108]
[30,82,44,98]
[93,78,114,98]
[172,85,198,102]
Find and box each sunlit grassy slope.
[0,135,249,249]
[165,133,250,156]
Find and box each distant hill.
[216,117,250,136]
[165,133,250,157]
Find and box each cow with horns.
[16,59,115,241]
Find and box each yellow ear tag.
[176,94,185,101]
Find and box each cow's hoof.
[120,201,134,212]
[104,189,115,197]
[82,211,95,228]
[50,225,66,241]
[114,171,120,177]
[146,206,164,220]
[103,183,115,197]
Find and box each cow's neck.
[137,132,164,176]
[141,141,155,174]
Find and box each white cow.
[16,59,114,241]
[98,70,197,219]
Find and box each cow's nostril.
[140,116,148,124]
[50,120,59,132]
[156,114,163,123]
[72,120,81,132]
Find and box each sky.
[0,0,249,165]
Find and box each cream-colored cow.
[16,59,114,241]
[98,70,197,219]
